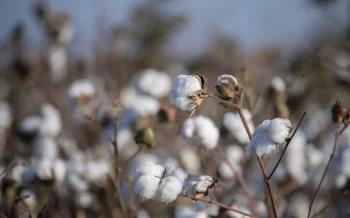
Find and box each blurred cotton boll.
[127,95,160,118]
[136,161,165,178]
[136,209,150,218]
[18,116,41,139]
[0,101,12,129]
[218,145,244,180]
[84,160,111,186]
[34,136,58,160]
[133,69,172,98]
[171,74,204,111]
[120,86,138,107]
[134,175,161,199]
[181,115,219,149]
[75,191,94,208]
[223,109,254,144]
[39,104,62,137]
[6,161,37,184]
[284,131,307,184]
[246,118,291,157]
[302,108,330,142]
[48,45,67,83]
[178,148,200,175]
[68,79,96,102]
[175,207,209,218]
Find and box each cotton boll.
[175,207,198,218]
[227,145,244,163]
[284,131,307,184]
[218,162,234,180]
[133,69,172,98]
[156,176,183,203]
[164,166,188,184]
[53,159,66,182]
[128,95,160,118]
[287,193,309,218]
[268,118,292,144]
[84,160,111,185]
[18,116,40,135]
[134,175,161,199]
[136,209,150,218]
[116,128,133,152]
[34,136,58,160]
[306,144,324,168]
[227,205,250,218]
[68,79,95,100]
[0,101,12,129]
[128,153,160,177]
[181,116,219,149]
[270,76,286,92]
[48,45,67,83]
[68,174,89,192]
[303,109,330,142]
[76,191,94,208]
[136,161,165,178]
[120,86,137,107]
[217,74,238,85]
[171,74,202,111]
[223,110,254,144]
[179,148,200,175]
[39,104,62,137]
[35,158,54,180]
[246,118,291,157]
[8,162,37,184]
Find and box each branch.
[180,195,253,217]
[268,112,306,179]
[312,190,349,217]
[307,124,349,218]
[207,93,238,108]
[217,146,258,217]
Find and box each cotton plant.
[246,117,292,157]
[223,109,254,144]
[133,161,188,203]
[133,68,172,98]
[217,145,244,180]
[181,116,219,150]
[215,74,239,101]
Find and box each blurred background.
[0,0,350,217]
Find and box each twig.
[207,93,238,108]
[236,96,278,218]
[312,190,349,217]
[307,124,349,218]
[180,195,253,217]
[268,112,306,179]
[217,146,258,217]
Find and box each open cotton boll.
[179,148,200,175]
[68,79,95,99]
[287,194,309,218]
[53,159,67,182]
[18,116,41,135]
[134,175,161,199]
[223,110,254,144]
[120,86,137,107]
[48,45,67,83]
[128,153,160,177]
[84,160,111,185]
[0,101,12,129]
[270,76,286,92]
[68,174,89,193]
[218,145,243,179]
[136,209,151,218]
[171,74,202,111]
[246,118,291,157]
[34,136,58,160]
[76,191,94,208]
[7,162,37,184]
[156,176,183,203]
[302,109,330,142]
[133,69,172,98]
[128,95,160,117]
[306,144,324,168]
[181,116,219,149]
[39,104,62,137]
[164,166,188,184]
[175,207,198,218]
[136,161,165,178]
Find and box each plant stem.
[180,195,253,217]
[217,146,258,217]
[312,190,349,218]
[268,112,306,179]
[207,93,238,108]
[307,124,348,218]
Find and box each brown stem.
[312,190,349,218]
[307,124,349,218]
[268,112,306,179]
[180,195,253,217]
[210,92,278,217]
[217,146,258,217]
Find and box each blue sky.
[1,0,349,58]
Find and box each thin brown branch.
[217,146,258,217]
[312,190,349,218]
[268,112,306,179]
[180,195,253,217]
[307,124,349,218]
[207,93,238,108]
